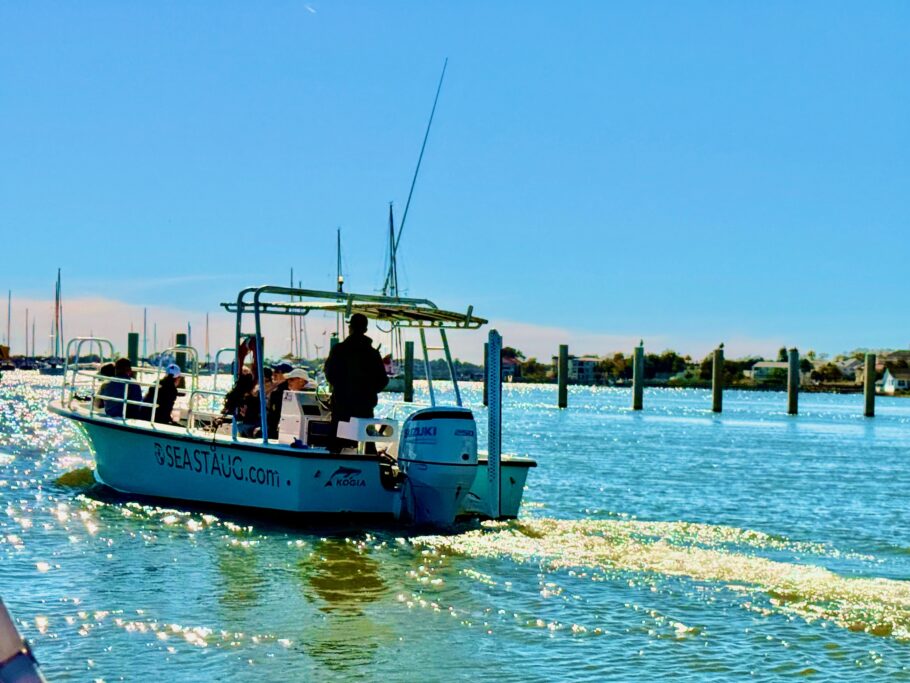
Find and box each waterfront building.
[550,354,603,385]
[836,357,863,379]
[881,368,910,395]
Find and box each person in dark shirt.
[94,363,115,411]
[143,363,182,424]
[222,369,260,437]
[101,358,143,419]
[324,313,388,451]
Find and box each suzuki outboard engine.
[398,407,478,526]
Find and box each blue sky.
[2,2,908,360]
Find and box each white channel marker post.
[486,330,502,519]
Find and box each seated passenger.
[100,358,143,419]
[143,363,182,425]
[271,361,292,388]
[222,369,260,437]
[267,368,313,439]
[93,363,115,410]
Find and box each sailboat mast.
[50,268,62,358]
[384,203,400,298]
[24,308,28,358]
[299,279,309,359]
[143,308,148,360]
[205,313,210,366]
[5,290,10,347]
[57,269,63,358]
[385,203,403,362]
[31,317,35,359]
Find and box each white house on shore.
[881,368,910,395]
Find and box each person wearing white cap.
[266,367,314,438]
[142,363,182,425]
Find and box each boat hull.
[62,409,399,515]
[50,403,535,521]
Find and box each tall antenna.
[383,58,448,294]
[336,228,344,339]
[336,228,344,293]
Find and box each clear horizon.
[2,3,907,362]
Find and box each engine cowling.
[398,407,478,526]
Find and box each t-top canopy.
[221,286,486,330]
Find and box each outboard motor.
[398,407,478,526]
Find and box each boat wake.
[414,517,910,640]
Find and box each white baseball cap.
[166,363,182,377]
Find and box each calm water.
[2,371,910,681]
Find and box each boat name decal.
[324,466,366,488]
[153,442,281,488]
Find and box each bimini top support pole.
[253,291,268,445]
[438,327,462,408]
[419,327,436,407]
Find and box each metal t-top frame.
[222,286,485,444]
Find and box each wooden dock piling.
[712,344,724,413]
[175,333,187,371]
[632,341,644,410]
[557,344,568,408]
[864,353,876,417]
[127,332,139,366]
[404,340,414,403]
[787,347,799,415]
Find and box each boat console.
[277,390,332,446]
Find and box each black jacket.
[324,334,388,419]
[143,378,179,424]
[267,380,288,439]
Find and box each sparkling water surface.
[2,371,910,681]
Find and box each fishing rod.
[382,58,448,295]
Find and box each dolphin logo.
[325,466,363,488]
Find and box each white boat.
[49,286,534,527]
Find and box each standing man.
[324,313,388,451]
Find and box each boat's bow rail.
[59,337,224,436]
